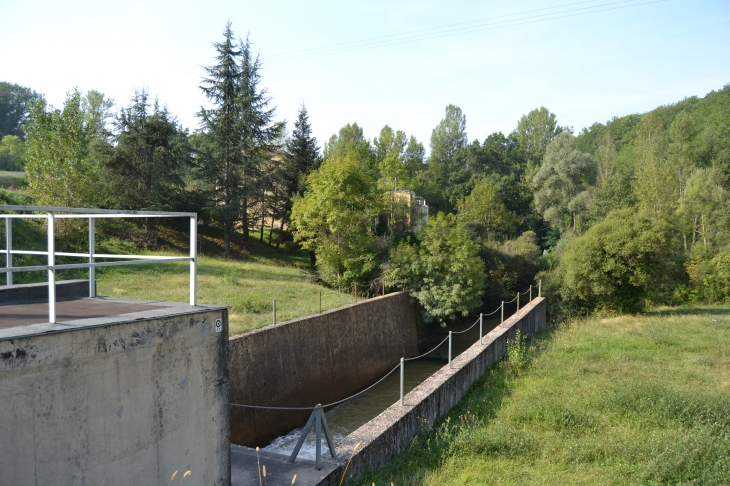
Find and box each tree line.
[3,22,730,324]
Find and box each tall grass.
[353,305,730,485]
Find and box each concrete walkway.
[231,445,338,486]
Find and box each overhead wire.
[267,0,667,64]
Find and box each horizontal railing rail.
[1,205,198,324]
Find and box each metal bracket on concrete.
[287,404,337,470]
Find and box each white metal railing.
[0,205,197,323]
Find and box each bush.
[551,208,676,313]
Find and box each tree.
[0,135,25,170]
[633,112,675,214]
[512,106,563,175]
[676,168,729,253]
[24,89,98,208]
[103,89,191,222]
[555,209,672,313]
[403,135,425,180]
[374,125,409,191]
[425,105,468,212]
[533,132,597,235]
[457,178,516,239]
[386,213,485,325]
[0,82,41,140]
[281,104,321,245]
[291,153,380,287]
[198,22,243,255]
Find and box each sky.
[1,0,729,151]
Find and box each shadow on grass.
[351,327,556,485]
[645,305,730,318]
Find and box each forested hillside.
[2,21,729,323]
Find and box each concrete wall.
[0,308,231,486]
[317,297,547,485]
[228,292,419,446]
[0,279,89,304]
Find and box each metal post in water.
[273,299,277,325]
[400,357,404,406]
[47,212,56,324]
[89,218,96,297]
[315,405,322,470]
[501,302,504,324]
[479,313,483,345]
[5,217,12,286]
[448,331,452,369]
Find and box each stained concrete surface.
[231,445,337,486]
[0,297,167,328]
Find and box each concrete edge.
[315,297,547,485]
[0,300,230,342]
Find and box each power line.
[267,0,613,60]
[267,0,667,64]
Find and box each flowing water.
[263,311,504,460]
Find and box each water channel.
[263,309,507,460]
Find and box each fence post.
[479,312,482,344]
[319,291,322,313]
[382,279,385,296]
[5,217,12,286]
[539,279,542,297]
[47,212,56,324]
[529,284,532,302]
[273,299,277,325]
[400,357,404,406]
[89,217,96,297]
[448,331,452,369]
[501,301,504,324]
[516,292,520,312]
[189,215,197,306]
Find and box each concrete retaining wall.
[317,297,547,485]
[0,279,89,304]
[0,307,231,486]
[228,292,419,447]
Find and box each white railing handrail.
[0,204,196,217]
[0,205,197,324]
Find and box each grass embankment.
[0,171,25,189]
[355,307,730,485]
[97,257,354,335]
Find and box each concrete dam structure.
[228,291,419,447]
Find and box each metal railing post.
[319,291,322,313]
[539,279,542,297]
[47,212,56,323]
[479,312,483,344]
[89,217,95,297]
[273,299,277,325]
[5,217,12,286]
[529,285,532,302]
[501,301,504,324]
[189,215,197,305]
[448,331,452,369]
[516,292,520,312]
[315,404,322,470]
[400,357,404,406]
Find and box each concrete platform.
[0,298,167,329]
[231,445,338,486]
[0,297,220,341]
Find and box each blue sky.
[1,0,728,151]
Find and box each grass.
[96,256,355,335]
[353,305,730,485]
[0,171,25,189]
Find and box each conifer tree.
[199,22,242,255]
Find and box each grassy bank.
[96,256,354,336]
[354,306,730,485]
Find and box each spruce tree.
[199,21,242,255]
